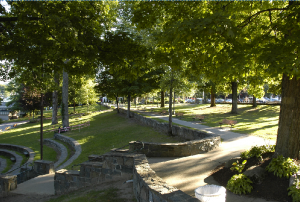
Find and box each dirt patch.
[2,178,136,202]
[210,152,293,202]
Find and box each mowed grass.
[63,110,177,170]
[146,104,280,140]
[0,104,178,170]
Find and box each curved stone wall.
[54,133,81,170]
[117,109,221,157]
[0,144,35,169]
[43,139,68,169]
[129,136,220,157]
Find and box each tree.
[132,1,300,158]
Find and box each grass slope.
[0,104,177,170]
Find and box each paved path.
[0,121,28,132]
[10,173,55,195]
[135,110,276,202]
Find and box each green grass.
[0,156,13,173]
[63,110,178,170]
[146,104,280,140]
[47,187,133,202]
[0,104,178,170]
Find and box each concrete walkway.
[137,110,276,202]
[10,173,55,195]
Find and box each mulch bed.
[210,152,293,202]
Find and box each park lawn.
[62,110,178,170]
[145,104,280,140]
[0,105,177,171]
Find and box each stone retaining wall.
[0,144,35,167]
[117,109,220,157]
[129,136,220,157]
[43,139,68,168]
[54,133,81,170]
[117,108,216,140]
[55,152,199,201]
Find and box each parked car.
[225,99,232,103]
[215,99,224,103]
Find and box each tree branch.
[0,16,41,22]
[238,8,288,28]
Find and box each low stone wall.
[54,133,81,170]
[54,152,199,201]
[43,139,68,168]
[129,136,220,157]
[0,144,35,168]
[117,108,216,140]
[117,108,220,157]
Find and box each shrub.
[266,155,298,178]
[230,160,247,173]
[0,118,3,124]
[288,180,300,202]
[240,144,275,159]
[226,174,253,195]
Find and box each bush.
[240,144,275,159]
[230,160,247,173]
[0,118,3,124]
[288,180,300,202]
[266,155,298,178]
[226,174,253,195]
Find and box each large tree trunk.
[161,91,165,108]
[62,69,69,127]
[168,88,173,136]
[52,73,59,125]
[231,81,238,114]
[253,96,257,108]
[210,87,216,107]
[127,93,131,118]
[275,74,300,159]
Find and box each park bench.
[193,115,205,122]
[219,119,237,128]
[5,126,10,131]
[13,124,17,128]
[176,112,184,119]
[150,108,155,112]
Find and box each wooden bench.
[5,126,10,131]
[219,119,237,128]
[193,115,205,122]
[176,112,184,119]
[13,124,17,128]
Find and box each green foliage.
[266,155,298,179]
[288,181,300,202]
[240,145,275,159]
[230,160,247,173]
[226,174,253,195]
[0,118,3,124]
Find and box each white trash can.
[195,185,226,202]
